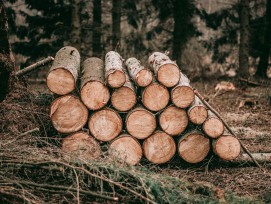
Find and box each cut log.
[50,95,88,133]
[47,46,80,95]
[105,51,126,88]
[80,57,110,110]
[159,105,188,136]
[125,57,153,87]
[171,72,195,108]
[187,96,208,125]
[202,111,224,138]
[62,132,101,161]
[178,131,210,163]
[148,52,180,87]
[109,134,143,165]
[111,69,137,112]
[213,135,241,161]
[88,108,122,142]
[126,106,156,139]
[142,82,169,111]
[143,131,176,164]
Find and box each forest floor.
[1,75,270,203]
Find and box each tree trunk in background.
[256,0,271,78]
[93,0,102,57]
[70,0,81,52]
[112,0,121,50]
[238,0,250,78]
[0,0,15,101]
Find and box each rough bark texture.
[178,131,210,164]
[112,0,121,49]
[202,111,224,138]
[93,0,102,57]
[109,134,142,165]
[50,95,88,134]
[187,96,208,125]
[70,0,81,51]
[47,46,80,95]
[148,52,180,87]
[105,51,126,88]
[238,0,250,78]
[125,57,153,87]
[80,57,110,110]
[143,131,176,164]
[126,106,156,139]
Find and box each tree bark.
[70,0,81,52]
[238,0,250,78]
[256,0,271,77]
[112,0,121,49]
[93,0,102,57]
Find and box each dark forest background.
[4,0,271,78]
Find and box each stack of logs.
[47,46,241,165]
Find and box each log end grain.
[159,105,188,136]
[47,68,75,95]
[81,81,110,110]
[157,64,180,87]
[203,117,224,138]
[62,132,101,161]
[178,132,210,164]
[213,135,241,161]
[111,87,137,112]
[107,70,126,88]
[50,95,88,133]
[136,69,153,87]
[142,83,169,112]
[171,86,195,108]
[188,105,208,125]
[109,135,142,165]
[88,108,122,142]
[126,108,156,139]
[143,131,176,164]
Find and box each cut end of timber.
[111,86,137,112]
[88,108,122,142]
[81,81,110,110]
[143,131,176,164]
[50,95,88,133]
[62,132,101,161]
[126,108,156,139]
[171,86,195,108]
[188,105,208,125]
[178,132,210,164]
[136,69,153,87]
[213,135,241,161]
[107,70,126,88]
[203,117,224,138]
[159,105,188,136]
[157,64,180,87]
[109,134,143,165]
[142,83,169,111]
[47,68,75,95]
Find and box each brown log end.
[107,70,126,88]
[142,83,169,111]
[178,132,210,164]
[136,69,153,87]
[47,68,75,95]
[188,105,208,125]
[126,108,156,139]
[80,81,110,110]
[62,132,101,161]
[50,95,88,133]
[109,134,143,165]
[171,86,195,108]
[159,105,188,136]
[157,64,180,87]
[143,131,176,164]
[88,108,122,142]
[203,117,224,138]
[111,87,137,112]
[213,135,241,161]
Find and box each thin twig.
[194,89,262,169]
[73,168,80,204]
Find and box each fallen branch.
[16,56,54,76]
[194,89,262,169]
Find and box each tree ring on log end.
[203,117,224,138]
[157,64,180,87]
[107,70,126,88]
[188,105,208,125]
[171,86,195,108]
[136,69,153,87]
[111,87,137,112]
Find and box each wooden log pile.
[47,46,241,165]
